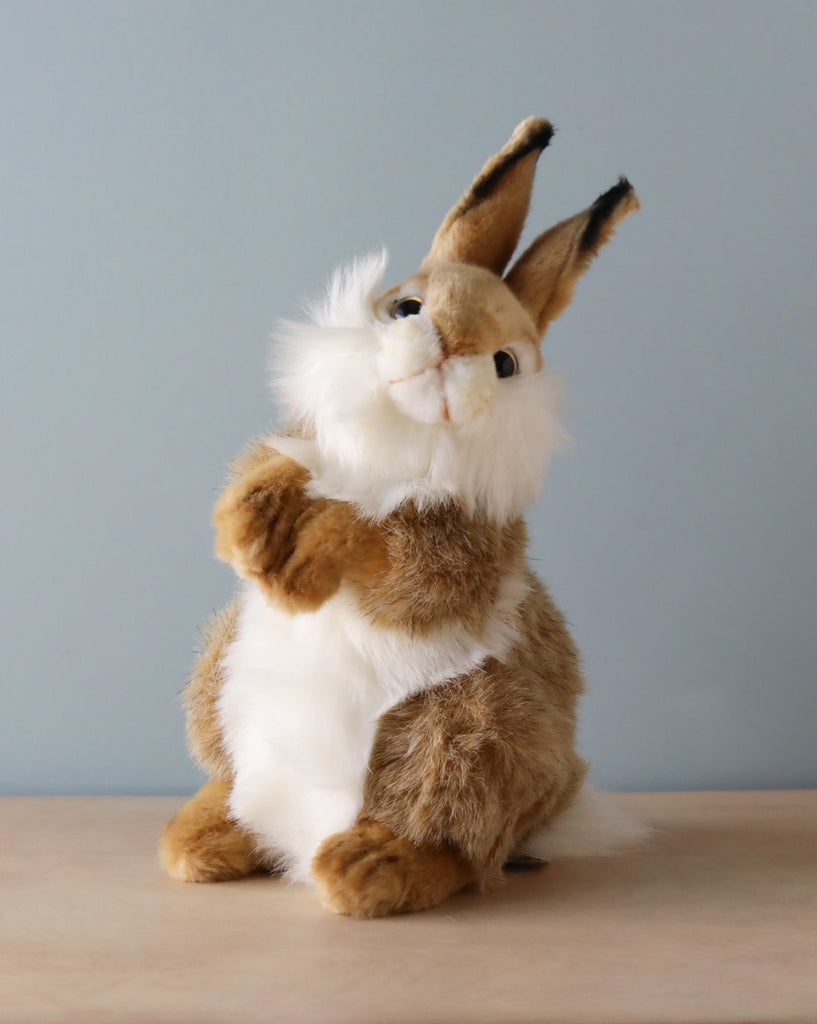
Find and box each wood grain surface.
[2,792,815,1023]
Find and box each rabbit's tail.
[515,784,652,861]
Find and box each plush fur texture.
[161,117,642,917]
[269,255,566,524]
[213,445,387,612]
[160,779,260,882]
[183,602,238,780]
[425,116,554,273]
[313,820,474,919]
[516,782,651,860]
[505,177,640,334]
[215,557,534,882]
[359,573,588,885]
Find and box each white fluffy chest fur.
[217,575,528,882]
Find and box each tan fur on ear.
[424,116,553,275]
[505,178,640,335]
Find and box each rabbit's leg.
[213,441,387,612]
[213,449,317,585]
[313,640,585,917]
[312,820,474,918]
[159,779,262,882]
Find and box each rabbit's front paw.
[273,502,356,612]
[213,457,319,582]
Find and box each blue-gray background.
[2,2,815,795]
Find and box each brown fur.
[505,179,640,334]
[376,262,543,371]
[175,495,581,901]
[310,575,587,915]
[162,118,638,915]
[313,820,474,918]
[356,502,527,635]
[425,116,553,274]
[424,262,540,362]
[183,601,239,779]
[159,779,263,882]
[214,441,533,634]
[359,574,587,887]
[213,441,388,613]
[214,455,529,636]
[213,448,314,580]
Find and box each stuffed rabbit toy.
[160,117,641,918]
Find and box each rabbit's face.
[374,262,541,426]
[268,117,637,521]
[269,252,565,523]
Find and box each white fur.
[217,255,606,884]
[516,784,652,860]
[269,252,567,524]
[377,314,496,425]
[218,573,529,882]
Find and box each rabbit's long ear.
[505,178,640,336]
[423,117,553,275]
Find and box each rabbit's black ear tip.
[512,116,555,153]
[580,177,638,253]
[471,118,554,203]
[593,177,635,212]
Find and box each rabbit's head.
[271,118,638,523]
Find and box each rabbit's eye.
[493,349,519,378]
[392,297,423,319]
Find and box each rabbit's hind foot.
[312,819,473,919]
[159,779,262,883]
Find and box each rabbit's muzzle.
[376,315,495,425]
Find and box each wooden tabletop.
[2,791,815,1023]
